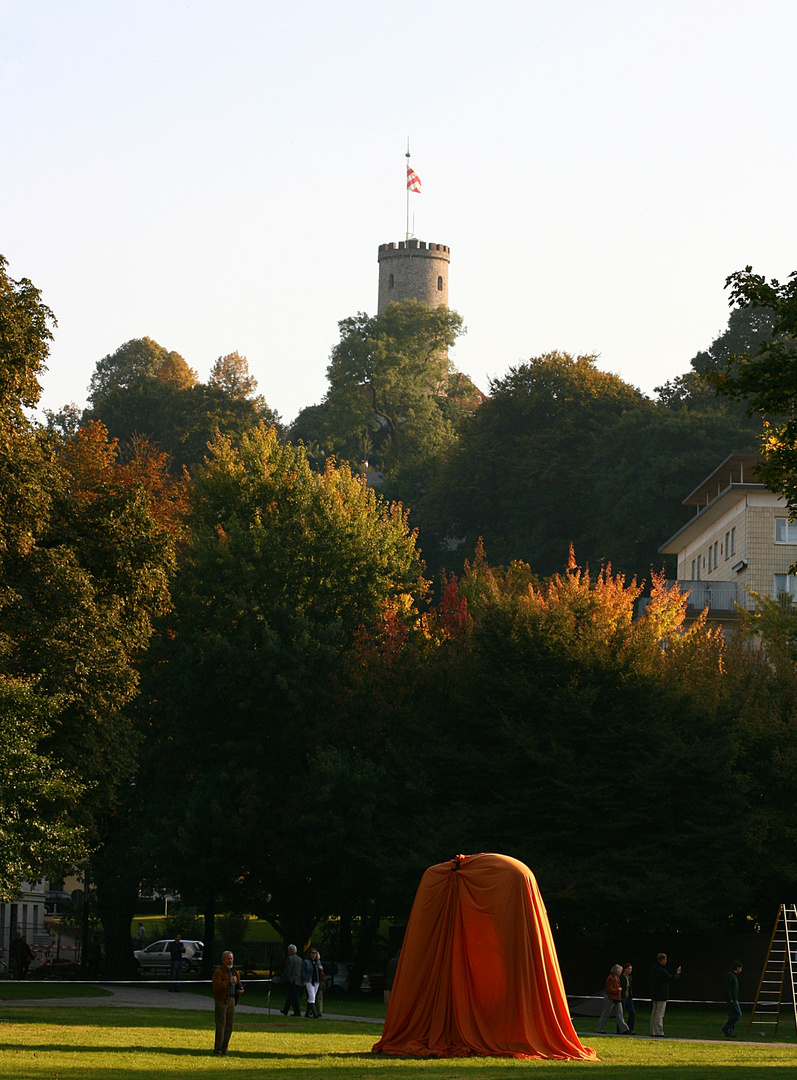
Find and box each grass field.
[0,1001,796,1080]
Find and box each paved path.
[2,984,383,1024]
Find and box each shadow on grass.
[0,1056,790,1080]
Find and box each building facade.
[659,453,797,624]
[0,880,48,969]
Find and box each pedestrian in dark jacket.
[722,962,742,1038]
[280,945,302,1017]
[649,953,681,1037]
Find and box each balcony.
[673,580,739,613]
[636,580,740,622]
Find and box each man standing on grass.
[649,953,681,1037]
[722,962,743,1038]
[212,950,244,1055]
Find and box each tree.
[406,550,744,935]
[84,338,281,475]
[138,424,426,953]
[0,259,177,900]
[708,267,797,515]
[655,304,775,412]
[0,679,86,900]
[208,351,258,399]
[589,402,761,581]
[0,256,80,891]
[88,337,197,407]
[293,300,468,474]
[422,352,647,578]
[723,595,797,920]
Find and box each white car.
[134,939,204,973]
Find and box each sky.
[2,0,796,425]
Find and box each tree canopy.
[138,424,426,949]
[421,352,647,577]
[292,300,472,476]
[708,266,797,514]
[84,339,280,475]
[0,259,178,898]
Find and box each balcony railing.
[670,580,739,612]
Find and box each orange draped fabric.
[372,853,596,1060]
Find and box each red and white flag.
[407,166,421,193]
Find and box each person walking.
[649,953,681,1037]
[618,963,635,1034]
[722,962,743,1038]
[314,950,326,1017]
[167,933,185,992]
[212,950,244,1055]
[597,964,630,1034]
[301,946,322,1018]
[280,944,303,1017]
[10,933,32,979]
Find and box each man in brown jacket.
[212,951,244,1055]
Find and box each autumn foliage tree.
[0,258,178,901]
[353,545,746,936]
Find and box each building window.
[725,531,730,559]
[775,574,797,600]
[713,540,718,569]
[691,559,695,580]
[389,274,394,289]
[775,518,797,543]
[731,527,736,555]
[437,275,443,291]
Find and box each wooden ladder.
[748,903,797,1033]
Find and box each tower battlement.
[378,240,450,256]
[377,239,450,314]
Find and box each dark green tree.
[292,300,470,477]
[422,352,647,578]
[84,339,281,475]
[138,423,426,956]
[708,267,797,515]
[723,595,797,921]
[589,403,761,581]
[408,551,745,934]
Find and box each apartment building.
[658,452,797,624]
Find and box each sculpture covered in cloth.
[372,853,596,1060]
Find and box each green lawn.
[570,1002,797,1045]
[0,1006,795,1080]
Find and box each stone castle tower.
[377,239,450,314]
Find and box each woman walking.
[301,946,322,1018]
[597,964,629,1034]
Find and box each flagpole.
[405,139,411,240]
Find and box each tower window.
[437,276,443,291]
[389,274,394,289]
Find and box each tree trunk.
[201,893,215,979]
